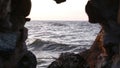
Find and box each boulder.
[48,52,89,68]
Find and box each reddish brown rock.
[79,29,107,68]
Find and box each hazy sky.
[29,0,88,21]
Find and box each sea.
[25,20,101,68]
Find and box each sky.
[29,0,88,21]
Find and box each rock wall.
[0,0,37,68]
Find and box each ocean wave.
[51,22,68,27]
[27,39,90,68]
[27,39,88,52]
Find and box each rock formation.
[86,0,120,68]
[48,52,89,68]
[0,0,37,68]
[54,0,66,4]
[49,0,120,68]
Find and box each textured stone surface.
[48,52,89,68]
[0,0,37,67]
[0,32,18,52]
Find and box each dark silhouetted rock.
[54,0,66,4]
[85,0,120,68]
[85,0,118,24]
[0,0,12,32]
[0,32,18,54]
[0,0,37,68]
[85,1,104,23]
[18,51,37,68]
[48,52,89,68]
[0,27,37,68]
